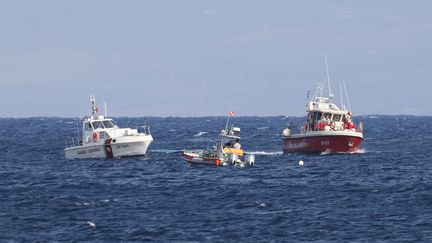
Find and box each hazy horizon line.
[0,114,430,119]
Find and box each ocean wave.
[245,151,283,156]
[320,148,367,155]
[257,126,269,130]
[149,149,183,154]
[194,131,207,137]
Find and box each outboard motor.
[227,153,239,164]
[245,154,255,166]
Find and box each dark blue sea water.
[1,116,432,242]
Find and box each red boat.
[282,57,364,154]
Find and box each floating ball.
[299,160,304,166]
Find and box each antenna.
[104,100,108,118]
[325,54,333,99]
[319,81,325,97]
[339,81,345,110]
[343,81,352,112]
[90,95,95,116]
[76,119,80,138]
[225,115,230,131]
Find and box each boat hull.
[65,135,153,159]
[181,151,221,166]
[283,132,363,154]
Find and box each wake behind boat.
[181,113,255,167]
[282,57,364,154]
[64,96,153,159]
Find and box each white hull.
[65,135,153,159]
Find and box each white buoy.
[299,160,304,166]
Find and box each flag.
[95,107,99,113]
[229,111,235,117]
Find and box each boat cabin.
[80,116,132,144]
[305,99,357,132]
[83,117,118,132]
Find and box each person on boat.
[318,114,328,131]
[343,112,357,130]
[325,114,331,124]
[308,113,315,131]
[233,139,241,149]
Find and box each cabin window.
[92,121,104,129]
[309,113,314,121]
[333,114,342,122]
[323,113,332,120]
[84,122,92,130]
[103,120,114,128]
[315,112,322,121]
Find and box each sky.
[0,0,431,117]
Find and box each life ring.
[92,132,100,142]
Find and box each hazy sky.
[0,1,431,117]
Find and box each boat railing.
[65,136,83,148]
[356,122,364,133]
[300,126,306,134]
[138,125,151,135]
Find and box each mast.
[325,54,334,100]
[104,100,108,118]
[340,81,345,110]
[224,115,230,132]
[343,81,352,112]
[318,80,325,97]
[90,95,98,118]
[225,111,235,131]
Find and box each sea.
[0,115,431,242]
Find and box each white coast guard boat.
[64,96,153,159]
[181,115,255,167]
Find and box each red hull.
[181,152,221,166]
[283,134,363,154]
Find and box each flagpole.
[225,115,230,131]
[225,111,235,131]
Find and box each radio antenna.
[325,54,334,99]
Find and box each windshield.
[102,120,114,128]
[84,122,92,131]
[111,120,118,127]
[92,121,104,129]
[333,114,342,122]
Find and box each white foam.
[150,149,182,154]
[320,150,331,155]
[320,148,367,155]
[87,221,96,227]
[194,131,207,137]
[246,151,283,156]
[338,148,368,154]
[349,148,367,154]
